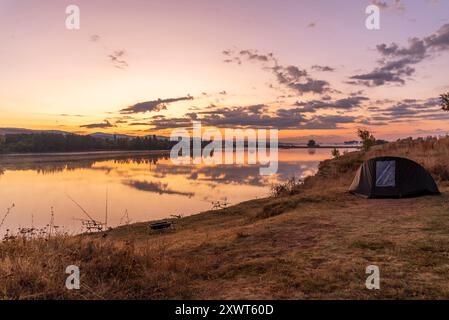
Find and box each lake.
[0,148,348,235]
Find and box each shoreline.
[0,149,171,157]
[279,145,360,149]
[0,150,171,165]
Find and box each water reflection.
[0,153,166,174]
[0,149,340,234]
[124,180,195,198]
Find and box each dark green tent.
[349,156,440,198]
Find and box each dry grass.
[366,136,449,182]
[2,136,449,299]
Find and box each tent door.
[372,160,400,197]
[375,160,396,187]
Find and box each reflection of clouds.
[152,163,266,186]
[1,152,322,188]
[150,160,320,186]
[190,165,265,186]
[275,161,320,181]
[300,169,318,178]
[123,180,194,198]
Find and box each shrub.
[430,164,449,181]
[331,148,341,159]
[270,177,303,197]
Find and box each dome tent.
[349,157,440,198]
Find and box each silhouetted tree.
[307,139,318,148]
[441,92,449,111]
[357,129,376,152]
[0,133,176,153]
[331,148,340,159]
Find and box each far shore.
[279,145,360,149]
[0,150,171,157]
[0,150,171,165]
[0,147,358,165]
[0,145,359,158]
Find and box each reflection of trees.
[0,153,168,175]
[112,155,168,166]
[0,162,77,174]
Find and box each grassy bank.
[2,137,449,299]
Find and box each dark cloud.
[144,96,447,131]
[425,23,449,51]
[89,34,129,69]
[307,22,316,28]
[349,90,365,97]
[80,120,116,129]
[120,95,194,114]
[286,79,330,95]
[222,49,333,95]
[307,115,357,129]
[350,69,411,86]
[351,23,449,86]
[223,50,243,65]
[239,49,276,63]
[147,103,358,130]
[361,97,449,125]
[108,50,129,69]
[60,113,84,117]
[294,96,369,113]
[311,65,335,72]
[272,64,331,95]
[145,115,194,130]
[129,122,151,126]
[114,119,128,124]
[196,104,295,128]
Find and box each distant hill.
[89,132,135,140]
[0,128,170,141]
[89,132,169,141]
[0,128,69,135]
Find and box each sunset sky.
[1,0,449,142]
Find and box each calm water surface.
[0,149,345,234]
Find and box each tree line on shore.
[0,133,177,153]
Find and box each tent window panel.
[376,161,396,187]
